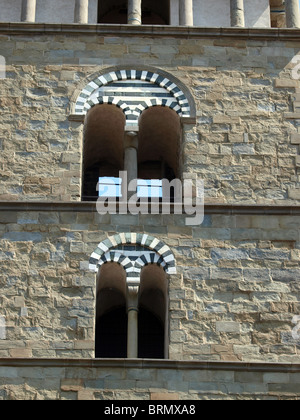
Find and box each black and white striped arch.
[75,69,191,123]
[89,233,177,287]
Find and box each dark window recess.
[95,307,128,358]
[138,308,164,359]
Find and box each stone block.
[61,152,81,164]
[14,296,25,308]
[151,392,179,400]
[291,134,300,144]
[77,389,94,400]
[74,340,94,350]
[0,212,18,224]
[210,268,243,281]
[233,144,255,155]
[213,115,241,124]
[9,348,32,358]
[2,232,42,242]
[211,248,249,261]
[249,249,290,261]
[288,188,300,199]
[263,373,290,384]
[61,379,84,392]
[271,269,299,283]
[275,79,298,88]
[17,212,39,225]
[216,322,241,333]
[243,269,271,283]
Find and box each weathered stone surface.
[0,24,300,402]
[0,34,299,205]
[0,208,299,362]
[0,359,299,400]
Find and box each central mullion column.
[127,286,139,358]
[124,127,139,198]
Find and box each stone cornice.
[0,201,300,215]
[1,23,300,41]
[0,357,300,373]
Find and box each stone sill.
[1,22,300,40]
[0,358,300,373]
[0,201,300,215]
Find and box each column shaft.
[21,0,36,22]
[128,0,142,25]
[74,0,89,24]
[230,0,245,28]
[179,0,194,26]
[124,147,138,185]
[286,0,300,28]
[124,129,138,197]
[127,309,138,358]
[127,286,139,359]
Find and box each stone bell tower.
[0,0,300,401]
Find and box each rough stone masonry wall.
[0,27,300,203]
[0,206,300,362]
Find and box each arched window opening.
[91,234,176,359]
[95,306,127,358]
[138,308,164,359]
[98,0,170,25]
[95,263,127,358]
[138,106,181,201]
[82,104,125,201]
[138,265,168,359]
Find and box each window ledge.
[1,22,300,40]
[0,201,300,215]
[0,357,299,374]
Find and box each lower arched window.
[95,262,168,359]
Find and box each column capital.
[127,286,139,312]
[127,285,139,358]
[124,128,139,150]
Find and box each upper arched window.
[75,68,194,201]
[98,0,170,25]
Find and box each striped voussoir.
[89,233,177,285]
[75,69,191,123]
